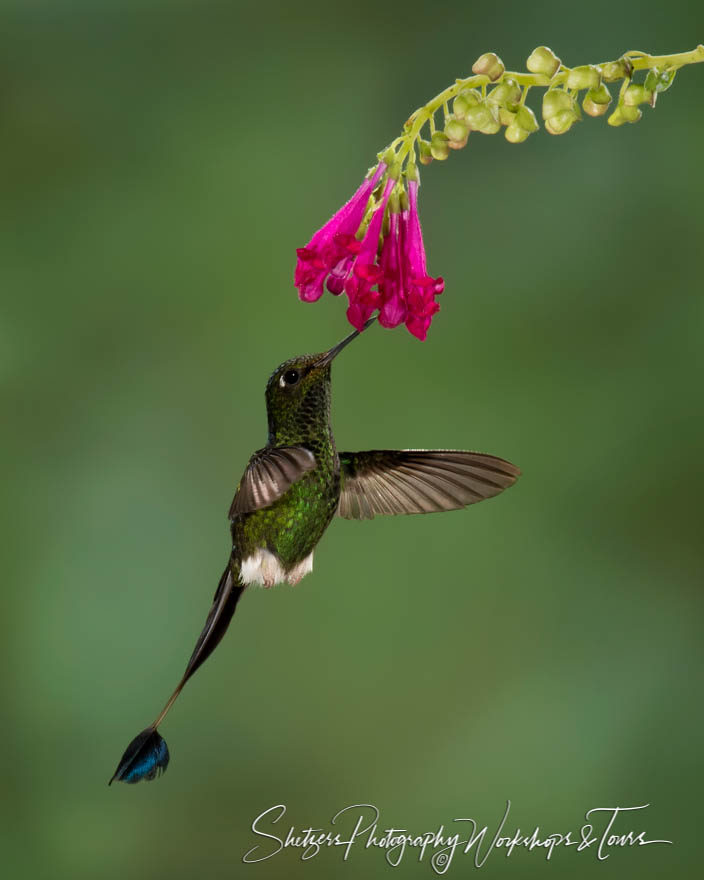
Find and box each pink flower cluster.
[294,163,444,340]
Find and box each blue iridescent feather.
[109,728,170,784]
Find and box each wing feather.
[229,446,316,517]
[338,450,520,520]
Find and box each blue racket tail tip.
[109,727,170,785]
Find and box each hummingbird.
[109,318,520,784]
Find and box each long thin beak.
[315,316,376,368]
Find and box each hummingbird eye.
[280,369,300,387]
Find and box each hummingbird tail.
[109,560,246,785]
[181,560,246,685]
[109,726,169,785]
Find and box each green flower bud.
[601,58,633,82]
[620,104,642,123]
[607,104,642,126]
[583,96,607,117]
[499,106,517,127]
[644,67,676,94]
[465,100,500,134]
[461,88,481,107]
[472,52,505,82]
[544,109,577,135]
[505,123,530,143]
[582,82,611,116]
[526,46,561,78]
[488,78,521,107]
[623,83,653,106]
[444,116,469,139]
[430,131,450,160]
[453,95,470,120]
[515,104,539,132]
[453,88,481,119]
[444,116,470,149]
[542,88,573,120]
[418,139,433,165]
[566,65,601,90]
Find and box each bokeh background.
[2,1,702,877]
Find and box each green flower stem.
[385,45,704,168]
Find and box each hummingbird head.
[265,318,375,445]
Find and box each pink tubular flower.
[343,177,395,331]
[294,162,443,339]
[377,205,407,328]
[294,163,386,302]
[402,178,444,340]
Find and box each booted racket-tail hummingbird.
[109,318,520,784]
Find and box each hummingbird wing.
[229,446,316,517]
[337,450,520,520]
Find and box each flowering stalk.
[296,45,704,339]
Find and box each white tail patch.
[241,548,313,588]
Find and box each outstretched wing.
[337,450,520,520]
[229,446,316,517]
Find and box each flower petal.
[294,163,386,302]
[344,177,395,328]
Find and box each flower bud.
[515,105,539,132]
[499,106,517,127]
[526,46,561,78]
[601,58,633,82]
[453,88,481,119]
[620,104,642,123]
[472,52,505,81]
[582,82,612,116]
[505,123,530,143]
[488,78,521,107]
[544,109,577,135]
[607,105,641,127]
[444,115,470,149]
[623,83,653,106]
[566,65,601,91]
[542,88,573,120]
[465,100,500,134]
[453,94,469,120]
[418,139,433,165]
[582,96,607,117]
[430,131,450,160]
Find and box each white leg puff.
[241,549,314,588]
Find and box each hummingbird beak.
[315,316,376,369]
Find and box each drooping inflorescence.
[295,158,443,340]
[295,45,704,339]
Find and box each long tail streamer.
[109,562,245,785]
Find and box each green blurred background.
[2,0,702,877]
